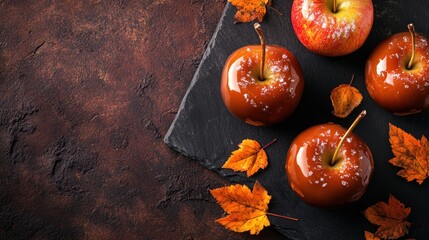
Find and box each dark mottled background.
[0,1,284,239]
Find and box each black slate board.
[165,1,429,239]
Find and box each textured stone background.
[0,1,284,239]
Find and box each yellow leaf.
[228,0,270,23]
[223,139,274,177]
[210,181,271,235]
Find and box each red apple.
[291,0,374,56]
[221,23,304,126]
[365,24,429,115]
[285,111,374,207]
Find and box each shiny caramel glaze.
[285,123,374,208]
[221,45,304,126]
[365,32,429,115]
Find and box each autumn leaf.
[364,231,381,240]
[210,181,271,234]
[223,139,275,177]
[388,123,429,184]
[330,75,363,118]
[210,181,297,235]
[228,0,271,23]
[363,195,411,239]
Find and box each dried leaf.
[364,231,381,240]
[363,195,411,239]
[223,139,274,177]
[388,123,429,184]
[228,0,271,23]
[330,81,363,118]
[210,181,271,235]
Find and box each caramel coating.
[285,123,374,208]
[365,32,429,115]
[221,45,304,126]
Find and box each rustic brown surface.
[0,1,284,239]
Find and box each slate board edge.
[163,3,254,185]
[162,0,276,189]
[163,3,227,146]
[163,3,305,239]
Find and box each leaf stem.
[331,110,366,166]
[407,23,416,70]
[254,23,266,81]
[267,212,299,221]
[348,74,355,86]
[262,139,277,149]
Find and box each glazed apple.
[286,111,374,207]
[291,0,374,56]
[221,23,304,126]
[365,24,429,115]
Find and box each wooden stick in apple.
[331,110,367,166]
[254,23,266,81]
[333,0,337,13]
[407,23,416,70]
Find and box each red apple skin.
[221,45,304,126]
[365,32,429,115]
[285,123,374,208]
[291,0,374,56]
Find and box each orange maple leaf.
[330,75,363,118]
[228,0,271,23]
[363,195,412,239]
[210,181,271,235]
[388,123,429,184]
[210,181,298,234]
[223,139,275,177]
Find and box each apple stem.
[333,0,337,13]
[331,110,367,166]
[254,23,266,81]
[407,23,416,70]
[267,212,299,221]
[262,138,277,149]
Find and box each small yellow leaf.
[223,139,274,177]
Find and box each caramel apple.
[286,111,374,207]
[365,24,429,115]
[221,23,304,126]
